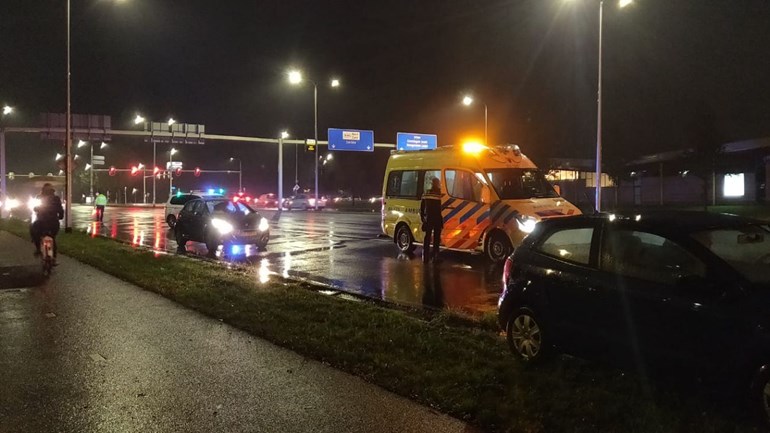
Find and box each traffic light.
[305,139,316,152]
[130,166,140,176]
[194,167,201,177]
[175,167,183,177]
[109,166,117,176]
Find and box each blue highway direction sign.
[328,128,374,152]
[396,132,437,151]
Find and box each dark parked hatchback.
[498,212,770,420]
[175,197,270,253]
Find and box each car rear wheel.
[395,224,416,254]
[506,307,552,364]
[486,231,512,263]
[166,214,177,228]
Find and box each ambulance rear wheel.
[486,231,512,263]
[395,224,416,254]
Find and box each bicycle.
[41,233,55,276]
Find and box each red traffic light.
[130,166,140,176]
[109,166,117,176]
[175,168,183,177]
[194,167,201,177]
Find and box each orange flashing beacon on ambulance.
[381,142,581,262]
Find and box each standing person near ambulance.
[94,191,107,222]
[420,177,443,263]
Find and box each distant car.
[174,197,270,253]
[283,194,327,211]
[498,211,770,422]
[255,193,278,209]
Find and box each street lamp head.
[330,78,340,88]
[85,163,92,171]
[133,114,145,125]
[167,118,176,126]
[288,70,303,85]
[281,131,290,139]
[619,0,633,7]
[170,148,178,156]
[326,153,333,161]
[462,95,474,106]
[100,142,108,149]
[229,157,235,162]
[2,105,13,116]
[77,140,87,148]
[55,153,63,161]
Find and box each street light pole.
[313,82,319,210]
[238,159,242,192]
[89,142,94,198]
[595,0,604,212]
[65,0,73,232]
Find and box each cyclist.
[31,183,64,260]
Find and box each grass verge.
[0,218,759,432]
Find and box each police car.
[165,190,225,227]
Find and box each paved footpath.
[0,231,475,433]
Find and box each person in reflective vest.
[420,177,443,262]
[94,191,107,222]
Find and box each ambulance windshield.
[485,168,559,200]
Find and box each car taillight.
[502,256,514,287]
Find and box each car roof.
[542,211,761,235]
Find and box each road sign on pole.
[92,154,106,166]
[327,128,374,152]
[396,132,438,151]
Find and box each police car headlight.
[211,218,234,234]
[516,216,538,234]
[258,217,269,232]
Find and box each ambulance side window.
[386,170,419,198]
[445,170,483,202]
[423,170,442,194]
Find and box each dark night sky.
[2,0,770,196]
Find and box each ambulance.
[381,142,581,262]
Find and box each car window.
[193,200,207,214]
[181,201,195,212]
[422,170,441,194]
[445,169,483,202]
[537,227,594,265]
[602,229,706,285]
[386,170,419,198]
[170,195,190,205]
[692,224,770,283]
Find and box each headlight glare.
[211,218,234,234]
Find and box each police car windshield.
[485,168,559,200]
[207,199,252,215]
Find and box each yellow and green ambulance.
[381,142,581,262]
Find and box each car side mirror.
[553,184,561,196]
[481,186,492,204]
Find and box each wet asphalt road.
[71,205,502,314]
[0,232,472,433]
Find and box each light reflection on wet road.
[71,205,501,313]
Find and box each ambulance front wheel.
[486,231,512,263]
[395,224,416,254]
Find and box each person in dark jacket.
[420,177,443,262]
[30,183,64,258]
